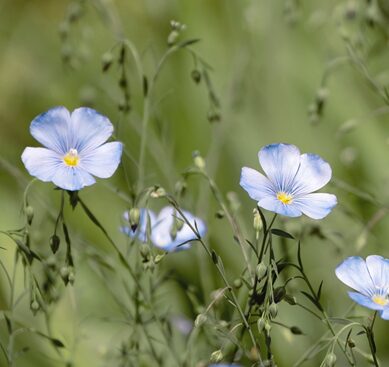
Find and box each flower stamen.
[277,192,293,205]
[372,295,388,306]
[63,149,80,167]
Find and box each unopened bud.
[273,286,286,303]
[191,69,201,83]
[129,208,140,232]
[68,271,75,285]
[324,352,337,367]
[264,321,272,333]
[50,235,60,254]
[150,186,166,198]
[284,294,297,305]
[167,30,179,46]
[210,350,223,363]
[30,300,39,312]
[253,208,262,232]
[233,278,242,289]
[256,262,267,279]
[316,87,329,104]
[269,303,278,318]
[140,244,150,258]
[25,206,34,224]
[257,318,266,332]
[195,313,207,327]
[192,151,206,170]
[101,52,114,72]
[290,326,303,335]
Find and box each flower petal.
[51,166,95,191]
[258,196,302,217]
[151,206,205,251]
[380,308,389,320]
[293,193,337,219]
[335,256,375,297]
[80,142,123,178]
[292,153,332,195]
[348,292,385,311]
[30,106,71,154]
[21,147,62,182]
[70,107,114,153]
[258,143,301,192]
[240,167,275,201]
[366,255,389,293]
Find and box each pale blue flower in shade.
[121,206,207,252]
[240,143,337,219]
[335,255,389,320]
[21,106,123,191]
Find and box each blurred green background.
[1,0,389,366]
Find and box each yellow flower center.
[372,295,388,306]
[63,149,80,167]
[277,192,293,205]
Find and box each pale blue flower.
[121,206,207,252]
[240,143,337,219]
[335,255,389,320]
[21,106,123,191]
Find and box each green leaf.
[271,229,294,239]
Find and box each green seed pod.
[269,303,278,318]
[256,262,267,279]
[233,278,242,289]
[192,151,206,170]
[25,206,34,224]
[30,300,39,312]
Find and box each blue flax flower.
[240,143,337,219]
[22,106,123,191]
[121,206,207,252]
[335,255,389,320]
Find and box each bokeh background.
[0,0,389,366]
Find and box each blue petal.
[335,257,375,297]
[258,143,301,192]
[348,292,385,311]
[80,142,123,178]
[240,167,275,201]
[151,206,205,252]
[70,108,114,153]
[21,147,62,182]
[380,308,389,320]
[293,193,337,219]
[30,106,71,154]
[258,196,302,217]
[366,255,389,293]
[291,153,332,195]
[51,166,95,191]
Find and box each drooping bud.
[30,300,40,314]
[191,69,201,83]
[25,206,34,225]
[192,151,206,170]
[233,278,242,289]
[154,254,165,264]
[140,244,150,259]
[256,262,267,279]
[150,186,166,198]
[128,208,140,232]
[50,235,60,254]
[257,318,266,333]
[323,352,337,367]
[101,52,114,72]
[194,313,207,327]
[269,303,278,318]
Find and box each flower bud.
[50,235,60,254]
[256,262,267,279]
[191,69,201,83]
[68,271,75,285]
[140,244,150,258]
[150,186,166,198]
[154,254,165,264]
[233,278,242,289]
[324,352,337,367]
[192,151,206,170]
[257,318,266,332]
[253,208,263,233]
[273,286,286,303]
[167,30,179,46]
[25,206,34,225]
[284,294,297,305]
[264,321,272,333]
[194,313,207,327]
[210,350,223,363]
[101,52,114,72]
[129,208,140,232]
[269,303,278,318]
[30,300,39,312]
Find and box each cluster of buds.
[167,20,186,46]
